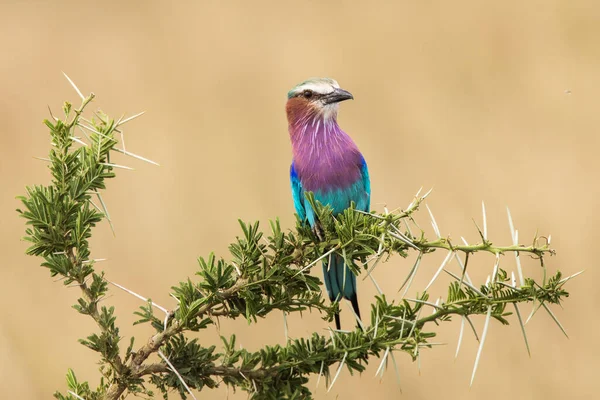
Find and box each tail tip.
[334,313,341,330]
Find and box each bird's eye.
[303,90,313,98]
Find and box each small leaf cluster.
[151,334,220,398]
[160,219,335,334]
[16,95,128,398]
[79,306,121,367]
[54,369,106,400]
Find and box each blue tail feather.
[322,253,361,329]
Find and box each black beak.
[322,87,354,104]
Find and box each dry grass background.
[1,1,598,398]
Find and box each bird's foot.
[312,223,325,241]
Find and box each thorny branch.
[18,80,575,400]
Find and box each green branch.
[418,238,553,257]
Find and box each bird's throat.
[289,114,342,156]
[289,111,361,179]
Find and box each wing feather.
[290,162,306,220]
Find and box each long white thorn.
[62,72,85,100]
[112,147,160,166]
[375,347,390,377]
[424,250,453,292]
[374,305,380,339]
[67,391,85,400]
[455,316,465,359]
[231,262,241,277]
[120,130,126,151]
[422,187,434,200]
[389,230,419,250]
[525,301,542,325]
[367,273,384,295]
[114,113,125,127]
[414,186,423,198]
[426,205,441,238]
[346,301,365,331]
[364,251,383,280]
[363,232,386,279]
[293,246,338,277]
[78,122,111,138]
[399,309,407,339]
[507,207,516,242]
[470,305,492,386]
[482,201,488,241]
[327,352,347,392]
[541,303,569,338]
[431,297,441,315]
[507,207,525,286]
[158,350,197,400]
[117,111,146,126]
[70,136,88,146]
[100,162,134,170]
[82,258,107,264]
[399,252,422,298]
[403,218,414,238]
[95,191,115,236]
[443,269,487,298]
[404,298,444,310]
[389,351,402,391]
[316,360,325,389]
[558,270,584,285]
[328,328,336,349]
[407,307,423,339]
[513,303,531,356]
[108,280,168,315]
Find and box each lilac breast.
[290,118,364,192]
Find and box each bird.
[286,78,370,330]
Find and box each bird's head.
[285,78,353,126]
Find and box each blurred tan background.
[1,0,598,398]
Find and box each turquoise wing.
[292,157,370,226]
[290,162,306,221]
[315,156,370,213]
[358,156,370,211]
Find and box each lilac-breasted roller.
[286,78,370,330]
